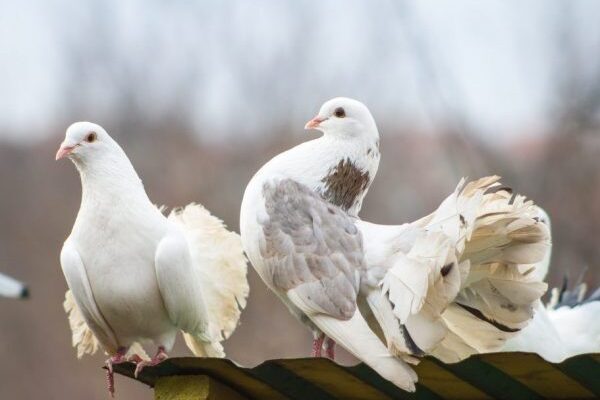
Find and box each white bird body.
[240,98,419,390]
[241,134,377,283]
[241,132,386,342]
[64,201,180,352]
[241,170,418,390]
[61,128,216,355]
[502,299,600,362]
[549,301,600,356]
[241,97,382,311]
[57,122,249,387]
[242,98,550,391]
[241,107,380,323]
[502,301,567,362]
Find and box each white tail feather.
[168,204,249,356]
[434,178,549,356]
[64,290,100,358]
[360,176,550,363]
[182,332,225,358]
[311,311,418,392]
[429,329,478,363]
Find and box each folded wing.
[260,178,417,391]
[64,290,149,359]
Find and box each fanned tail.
[182,332,225,358]
[168,204,249,357]
[430,177,550,361]
[360,176,550,364]
[379,231,463,356]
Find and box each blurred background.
[1,0,599,398]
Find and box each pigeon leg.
[311,332,325,357]
[105,347,128,397]
[324,337,336,360]
[134,346,168,378]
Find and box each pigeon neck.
[74,150,149,205]
[315,135,379,216]
[262,134,379,217]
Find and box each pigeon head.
[56,121,144,196]
[56,122,115,162]
[304,97,378,140]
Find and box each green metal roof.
[113,353,600,399]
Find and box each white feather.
[360,176,550,363]
[64,290,149,360]
[310,310,418,392]
[59,122,248,361]
[502,299,600,363]
[168,204,249,355]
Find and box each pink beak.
[55,145,75,160]
[304,116,327,130]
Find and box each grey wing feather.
[261,179,363,320]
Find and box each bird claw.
[311,334,325,357]
[134,347,168,378]
[311,335,335,359]
[324,338,336,360]
[133,362,147,379]
[105,348,127,397]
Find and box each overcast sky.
[1,0,599,144]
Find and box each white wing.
[60,240,120,355]
[154,231,224,357]
[259,179,418,392]
[63,290,149,360]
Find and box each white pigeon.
[240,98,418,390]
[502,209,600,362]
[0,272,28,299]
[56,122,249,395]
[240,97,550,391]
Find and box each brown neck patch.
[320,158,370,212]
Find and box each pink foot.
[311,333,325,357]
[127,353,146,364]
[134,346,168,378]
[105,347,128,397]
[325,338,336,360]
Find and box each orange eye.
[86,132,97,143]
[334,107,346,118]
